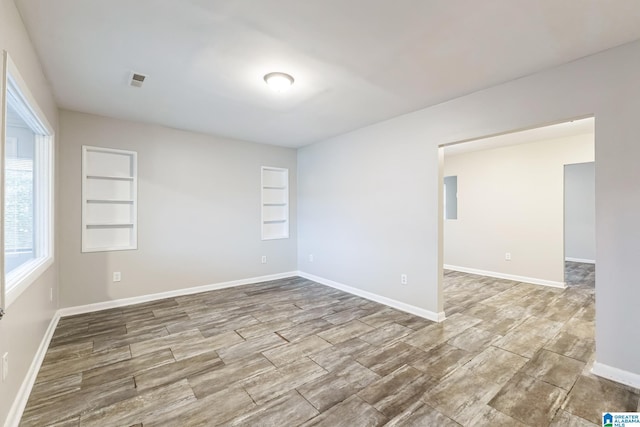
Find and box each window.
[5,117,36,274]
[2,52,54,309]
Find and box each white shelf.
[82,245,137,253]
[261,167,289,240]
[86,199,134,204]
[86,175,134,181]
[264,234,288,240]
[82,146,138,252]
[86,223,135,227]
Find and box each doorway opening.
[438,117,595,317]
[564,161,596,289]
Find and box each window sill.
[6,256,54,307]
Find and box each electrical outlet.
[50,287,53,302]
[505,252,511,261]
[308,254,314,262]
[261,256,267,264]
[401,274,408,285]
[113,272,122,282]
[2,353,8,382]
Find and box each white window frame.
[1,51,55,310]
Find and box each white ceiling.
[443,117,594,156]
[15,0,640,148]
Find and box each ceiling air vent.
[129,72,147,88]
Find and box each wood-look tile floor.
[565,261,595,289]
[21,273,638,426]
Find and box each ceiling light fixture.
[264,72,294,92]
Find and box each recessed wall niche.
[82,146,138,252]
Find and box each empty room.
[1,1,640,426]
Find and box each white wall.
[59,110,297,307]
[0,0,59,424]
[565,162,596,262]
[443,134,594,285]
[298,39,640,381]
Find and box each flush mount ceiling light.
[264,72,294,92]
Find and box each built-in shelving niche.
[261,166,289,240]
[82,146,138,252]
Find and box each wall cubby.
[261,166,289,240]
[82,146,138,252]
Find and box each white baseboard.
[6,269,444,426]
[58,271,298,317]
[5,312,60,427]
[297,271,445,322]
[8,270,638,427]
[443,264,565,289]
[592,362,640,389]
[6,271,299,426]
[565,257,596,264]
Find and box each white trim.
[57,272,298,317]
[565,257,596,264]
[2,51,55,311]
[4,270,453,424]
[4,55,53,134]
[4,312,60,427]
[297,271,445,322]
[5,272,300,425]
[5,258,54,307]
[443,264,566,289]
[8,271,640,427]
[592,362,640,389]
[0,51,6,316]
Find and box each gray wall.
[298,39,640,378]
[443,176,457,220]
[443,134,594,284]
[0,0,59,424]
[298,132,440,316]
[565,162,596,262]
[58,110,297,307]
